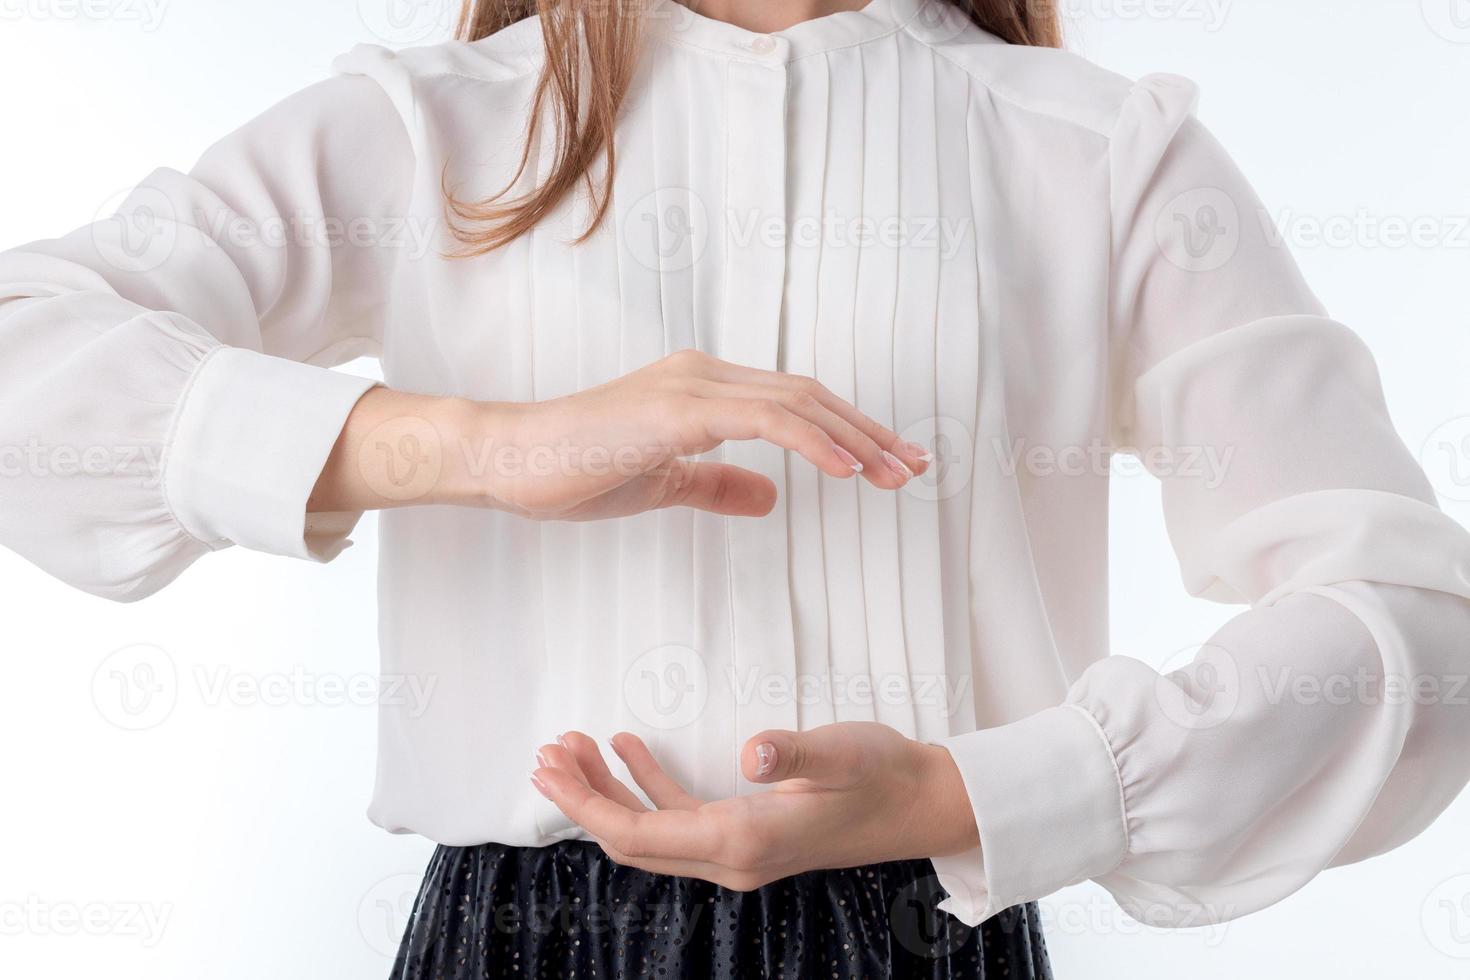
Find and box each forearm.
[308,386,511,513]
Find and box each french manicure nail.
[755,742,777,777]
[833,444,864,473]
[881,450,913,481]
[535,748,550,768]
[899,440,933,462]
[530,773,550,798]
[556,733,569,748]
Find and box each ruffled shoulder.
[1108,73,1201,218]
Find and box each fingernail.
[755,742,777,777]
[899,440,933,463]
[530,773,550,798]
[833,444,863,473]
[535,748,550,768]
[556,733,569,748]
[881,450,913,481]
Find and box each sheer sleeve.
[0,64,414,600]
[931,73,1470,927]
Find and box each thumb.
[741,726,866,787]
[660,461,776,517]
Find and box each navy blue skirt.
[391,840,1052,979]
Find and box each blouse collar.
[646,0,939,64]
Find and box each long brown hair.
[447,1,1061,255]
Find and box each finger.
[700,361,931,474]
[535,742,591,786]
[558,732,648,812]
[740,727,867,789]
[696,399,872,482]
[532,766,724,862]
[609,732,704,811]
[695,382,905,488]
[652,460,777,517]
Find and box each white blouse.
[4,0,1470,929]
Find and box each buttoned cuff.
[930,704,1130,925]
[164,346,378,561]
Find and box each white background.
[1,1,1468,977]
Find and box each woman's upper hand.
[485,349,930,520]
[529,722,979,892]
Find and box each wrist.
[912,741,980,857]
[313,388,538,513]
[436,397,526,508]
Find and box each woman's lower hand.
[530,722,979,891]
[312,349,931,518]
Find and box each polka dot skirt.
[390,841,1052,979]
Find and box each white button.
[750,35,778,55]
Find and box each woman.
[3,0,1469,976]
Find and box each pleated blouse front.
[4,0,1470,928]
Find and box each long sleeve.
[0,68,414,601]
[932,74,1470,926]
